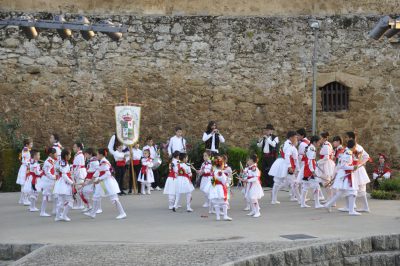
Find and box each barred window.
[320,82,349,112]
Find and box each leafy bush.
[378,178,400,193]
[0,117,26,150]
[0,149,20,192]
[371,190,398,200]
[226,146,249,172]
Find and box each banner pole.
[125,88,138,194]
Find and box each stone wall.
[1,0,400,16]
[0,12,399,167]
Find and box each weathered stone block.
[372,236,386,251]
[269,252,285,266]
[343,256,360,266]
[299,247,313,264]
[0,244,12,260]
[11,244,30,260]
[284,249,299,266]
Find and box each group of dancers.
[16,134,127,221]
[15,123,390,222]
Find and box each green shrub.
[371,190,398,200]
[379,178,400,193]
[0,149,20,192]
[226,146,249,172]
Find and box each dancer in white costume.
[72,142,87,210]
[23,150,42,212]
[37,148,57,217]
[81,148,99,213]
[84,149,126,219]
[198,151,213,209]
[16,138,33,206]
[208,156,232,221]
[324,139,361,216]
[269,131,299,204]
[243,154,264,218]
[317,132,335,201]
[344,131,371,213]
[299,136,324,209]
[172,153,194,212]
[163,151,180,210]
[53,149,74,222]
[137,149,154,195]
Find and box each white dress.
[163,158,179,195]
[269,140,298,180]
[72,151,87,184]
[332,149,359,196]
[53,161,74,196]
[245,165,264,200]
[16,148,30,185]
[22,160,42,194]
[352,144,371,187]
[208,169,228,201]
[317,141,336,183]
[301,144,320,190]
[36,157,56,196]
[137,158,155,184]
[175,163,194,194]
[199,160,213,194]
[82,157,99,195]
[93,158,120,197]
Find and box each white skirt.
[245,182,264,200]
[200,176,212,194]
[163,177,177,195]
[99,176,121,196]
[175,175,194,194]
[209,184,226,200]
[22,176,33,193]
[36,176,55,196]
[53,179,73,196]
[332,170,358,195]
[82,183,94,194]
[353,166,370,186]
[269,158,288,178]
[16,165,27,185]
[138,169,154,184]
[317,159,335,180]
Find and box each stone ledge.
[0,244,43,261]
[223,234,400,266]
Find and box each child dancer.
[137,149,154,195]
[173,153,194,212]
[38,148,57,217]
[332,136,345,165]
[269,131,299,204]
[81,148,99,213]
[16,138,33,205]
[323,140,361,216]
[199,151,213,209]
[24,150,42,212]
[244,154,264,218]
[300,136,324,208]
[163,151,180,209]
[72,142,87,210]
[85,149,127,219]
[317,132,335,201]
[345,132,371,213]
[53,149,74,221]
[209,156,232,221]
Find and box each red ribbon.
[214,180,227,202]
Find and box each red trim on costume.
[214,179,228,202]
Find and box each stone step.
[343,251,400,266]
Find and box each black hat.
[264,124,275,130]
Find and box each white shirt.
[202,132,225,153]
[107,135,116,155]
[142,145,158,159]
[167,135,187,156]
[72,151,87,181]
[257,135,279,154]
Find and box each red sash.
[303,159,316,179]
[178,165,191,182]
[30,172,42,185]
[66,173,76,194]
[215,180,227,201]
[344,170,353,187]
[133,160,140,166]
[116,160,126,167]
[86,172,94,180]
[167,169,176,179]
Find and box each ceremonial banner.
[115,105,141,145]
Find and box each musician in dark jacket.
[202,121,225,155]
[257,124,279,188]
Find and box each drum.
[152,157,162,170]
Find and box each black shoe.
[128,190,132,194]
[172,207,176,212]
[121,191,127,195]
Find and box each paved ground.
[0,189,399,265]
